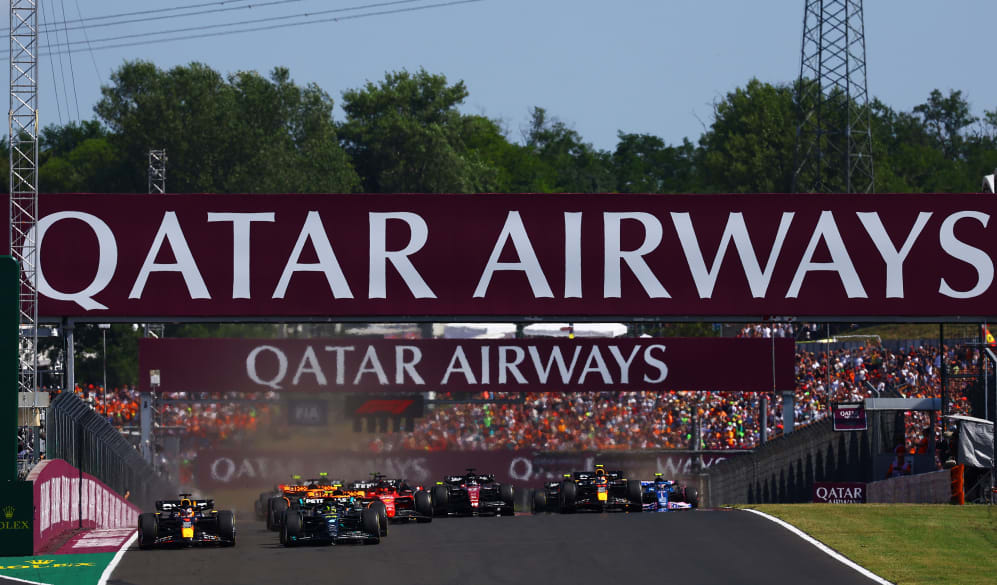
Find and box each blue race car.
[639,474,699,511]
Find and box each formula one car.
[430,469,514,517]
[266,474,343,532]
[281,489,381,546]
[639,474,699,511]
[351,474,433,524]
[533,465,642,513]
[138,494,235,549]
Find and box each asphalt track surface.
[107,510,884,585]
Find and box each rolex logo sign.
[0,504,30,530]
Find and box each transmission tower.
[9,0,39,398]
[793,0,874,193]
[148,149,167,194]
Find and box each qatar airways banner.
[137,337,795,392]
[19,193,997,319]
[196,450,741,489]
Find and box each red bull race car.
[350,474,433,523]
[533,465,642,513]
[138,493,236,548]
[430,469,515,517]
[638,474,699,511]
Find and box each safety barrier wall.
[866,469,950,503]
[46,392,175,510]
[704,417,876,506]
[25,459,141,554]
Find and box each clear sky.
[5,0,997,151]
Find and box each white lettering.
[939,211,993,298]
[564,212,583,297]
[353,346,388,385]
[672,211,794,298]
[292,346,327,386]
[578,346,612,384]
[857,211,931,298]
[30,212,118,310]
[643,344,668,383]
[498,346,527,384]
[527,346,582,384]
[274,211,353,299]
[324,346,356,385]
[206,212,275,298]
[608,345,641,384]
[369,212,435,299]
[441,347,476,384]
[787,211,867,298]
[395,346,424,384]
[130,211,210,299]
[246,345,288,390]
[604,212,669,298]
[474,211,553,298]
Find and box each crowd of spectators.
[365,339,980,454]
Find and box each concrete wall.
[866,470,950,504]
[703,418,876,506]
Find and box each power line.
[40,0,259,27]
[74,0,106,87]
[58,0,82,120]
[40,0,307,34]
[20,0,484,58]
[39,1,65,125]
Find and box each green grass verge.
[742,504,997,585]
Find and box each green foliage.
[339,68,503,193]
[95,61,360,193]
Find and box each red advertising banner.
[194,450,742,490]
[21,193,997,319]
[137,337,795,392]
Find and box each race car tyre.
[283,510,302,547]
[361,508,381,544]
[414,490,433,522]
[138,513,158,550]
[431,485,449,517]
[685,487,700,508]
[271,498,289,531]
[627,479,643,511]
[558,480,577,513]
[218,510,236,546]
[369,501,389,537]
[533,489,548,513]
[500,483,514,506]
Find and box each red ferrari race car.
[349,474,433,524]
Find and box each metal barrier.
[46,391,174,510]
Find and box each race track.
[107,510,883,585]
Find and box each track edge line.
[97,531,137,585]
[742,509,893,585]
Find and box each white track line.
[96,531,137,585]
[743,509,893,585]
[0,574,50,585]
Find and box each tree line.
[4,60,997,197]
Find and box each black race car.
[430,469,514,517]
[533,465,642,513]
[138,494,236,548]
[281,490,381,546]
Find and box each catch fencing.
[46,392,174,509]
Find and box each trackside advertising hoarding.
[17,193,997,320]
[137,337,795,393]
